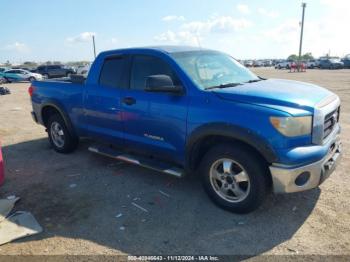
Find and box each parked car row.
[0,64,82,83]
[274,55,350,70]
[242,60,273,67]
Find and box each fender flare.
[185,123,278,170]
[40,100,77,137]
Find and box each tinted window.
[130,55,179,90]
[99,56,126,88]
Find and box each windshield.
[330,58,340,63]
[171,51,259,90]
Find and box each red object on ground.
[0,142,4,186]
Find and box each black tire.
[4,77,11,83]
[29,76,35,82]
[47,114,78,153]
[199,144,269,213]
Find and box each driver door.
[121,55,188,164]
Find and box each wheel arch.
[40,101,77,137]
[185,123,278,172]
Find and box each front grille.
[323,107,340,140]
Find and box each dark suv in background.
[35,65,75,79]
[319,58,344,69]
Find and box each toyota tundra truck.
[29,46,342,213]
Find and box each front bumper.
[270,136,342,193]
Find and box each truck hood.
[213,79,334,114]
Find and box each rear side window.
[130,55,179,90]
[99,56,126,88]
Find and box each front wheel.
[47,114,78,153]
[199,144,269,213]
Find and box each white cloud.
[258,8,279,18]
[262,19,299,44]
[237,4,251,15]
[154,30,199,45]
[66,32,96,43]
[162,15,186,22]
[2,42,29,53]
[182,16,252,34]
[155,16,252,46]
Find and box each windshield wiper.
[205,82,242,90]
[244,77,267,83]
[245,79,262,83]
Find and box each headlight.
[270,116,312,137]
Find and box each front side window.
[99,56,126,88]
[130,55,179,90]
[171,51,259,90]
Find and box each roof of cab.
[99,45,213,57]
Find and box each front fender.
[185,123,278,170]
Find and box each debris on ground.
[10,107,22,111]
[0,87,10,96]
[0,197,20,222]
[69,183,77,188]
[131,202,149,213]
[133,197,140,201]
[119,226,125,231]
[66,173,81,177]
[6,195,17,200]
[292,206,297,212]
[237,221,245,225]
[115,213,123,218]
[159,190,171,198]
[287,247,298,253]
[0,197,42,246]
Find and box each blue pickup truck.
[29,46,342,213]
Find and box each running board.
[88,145,184,178]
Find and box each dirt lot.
[0,68,349,256]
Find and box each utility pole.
[298,2,306,71]
[92,35,96,59]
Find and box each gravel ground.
[0,68,349,256]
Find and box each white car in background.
[275,60,293,69]
[306,59,318,69]
[3,69,43,82]
[76,64,91,77]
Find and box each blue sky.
[1,0,348,63]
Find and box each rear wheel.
[199,144,269,213]
[47,114,78,153]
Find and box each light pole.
[92,35,96,59]
[298,2,306,71]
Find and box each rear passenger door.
[84,55,129,145]
[121,55,188,164]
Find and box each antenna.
[298,2,306,71]
[92,35,96,59]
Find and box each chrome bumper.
[270,137,342,193]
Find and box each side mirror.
[145,75,183,94]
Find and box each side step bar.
[88,145,184,178]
